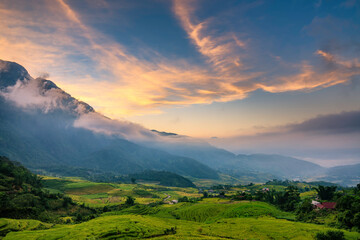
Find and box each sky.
[1,0,360,166]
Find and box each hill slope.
[0,156,96,222]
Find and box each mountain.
[148,131,325,180]
[229,154,325,178]
[0,60,218,179]
[320,164,360,186]
[147,139,236,169]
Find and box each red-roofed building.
[315,202,336,210]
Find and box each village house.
[313,202,336,210]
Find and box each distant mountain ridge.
[148,131,325,180]
[320,163,360,186]
[0,59,218,179]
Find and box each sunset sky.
[1,0,359,165]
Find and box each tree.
[314,186,337,201]
[125,196,135,205]
[355,183,360,194]
[131,178,136,184]
[296,198,316,222]
[178,196,189,202]
[275,186,300,211]
[202,191,208,198]
[315,230,345,240]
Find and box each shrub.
[125,196,135,206]
[315,230,345,240]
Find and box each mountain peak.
[0,59,31,89]
[0,59,94,115]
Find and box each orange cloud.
[259,51,360,93]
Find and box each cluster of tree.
[336,184,360,231]
[265,179,297,186]
[296,184,360,232]
[33,166,127,183]
[35,167,196,188]
[204,185,302,212]
[210,184,233,190]
[128,170,196,188]
[231,191,253,201]
[0,156,97,223]
[178,196,200,203]
[315,230,345,240]
[295,185,338,222]
[204,182,359,232]
[314,186,337,200]
[254,186,301,211]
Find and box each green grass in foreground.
[3,215,360,240]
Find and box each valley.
[1,156,360,239]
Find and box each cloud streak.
[173,0,248,74]
[73,112,159,142]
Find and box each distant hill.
[0,60,218,180]
[327,163,360,176]
[128,170,196,188]
[148,139,236,169]
[319,164,360,186]
[231,154,325,178]
[148,133,325,180]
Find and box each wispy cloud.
[173,0,360,96]
[73,112,159,141]
[259,50,360,93]
[173,0,248,74]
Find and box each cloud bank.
[210,110,360,166]
[287,110,360,134]
[0,77,69,113]
[73,112,159,142]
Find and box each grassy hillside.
[3,215,360,240]
[0,218,52,237]
[103,198,295,222]
[2,158,360,239]
[168,200,294,223]
[2,178,360,239]
[42,176,201,207]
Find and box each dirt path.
[163,193,171,202]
